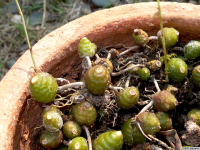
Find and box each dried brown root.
[157,129,182,150]
[148,134,173,150]
[150,144,163,150]
[181,120,200,146]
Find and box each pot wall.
[0,2,200,150]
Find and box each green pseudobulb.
[78,37,97,58]
[63,120,82,139]
[72,101,97,126]
[138,67,150,81]
[192,65,200,86]
[85,65,111,95]
[43,110,63,132]
[153,90,178,112]
[136,112,161,135]
[68,137,88,150]
[121,119,146,146]
[157,27,179,48]
[167,58,188,82]
[132,29,149,46]
[40,130,63,149]
[184,40,200,60]
[93,130,123,150]
[155,112,172,131]
[187,108,200,125]
[29,72,58,103]
[117,86,140,109]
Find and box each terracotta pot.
[0,2,200,150]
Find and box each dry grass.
[0,0,85,80]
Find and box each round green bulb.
[85,65,111,95]
[78,37,97,58]
[40,130,63,149]
[187,108,200,125]
[68,137,88,150]
[168,58,188,82]
[63,120,82,139]
[184,40,200,60]
[136,112,161,135]
[93,130,123,150]
[127,64,139,74]
[155,112,172,131]
[117,86,140,109]
[121,119,146,146]
[153,90,178,112]
[43,110,63,132]
[132,29,149,46]
[138,67,150,81]
[42,105,62,116]
[29,72,58,103]
[157,27,179,48]
[72,101,97,126]
[192,65,200,86]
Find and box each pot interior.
[12,2,200,149]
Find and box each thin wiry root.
[53,100,73,108]
[53,94,73,108]
[125,74,132,88]
[135,121,152,141]
[149,36,158,41]
[148,134,173,150]
[56,78,70,84]
[118,46,140,57]
[85,56,92,69]
[112,113,118,127]
[58,82,85,92]
[152,76,161,92]
[63,140,69,146]
[82,125,92,150]
[111,64,145,76]
[109,85,124,92]
[139,100,154,114]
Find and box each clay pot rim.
[0,2,200,149]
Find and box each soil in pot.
[17,30,200,149]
